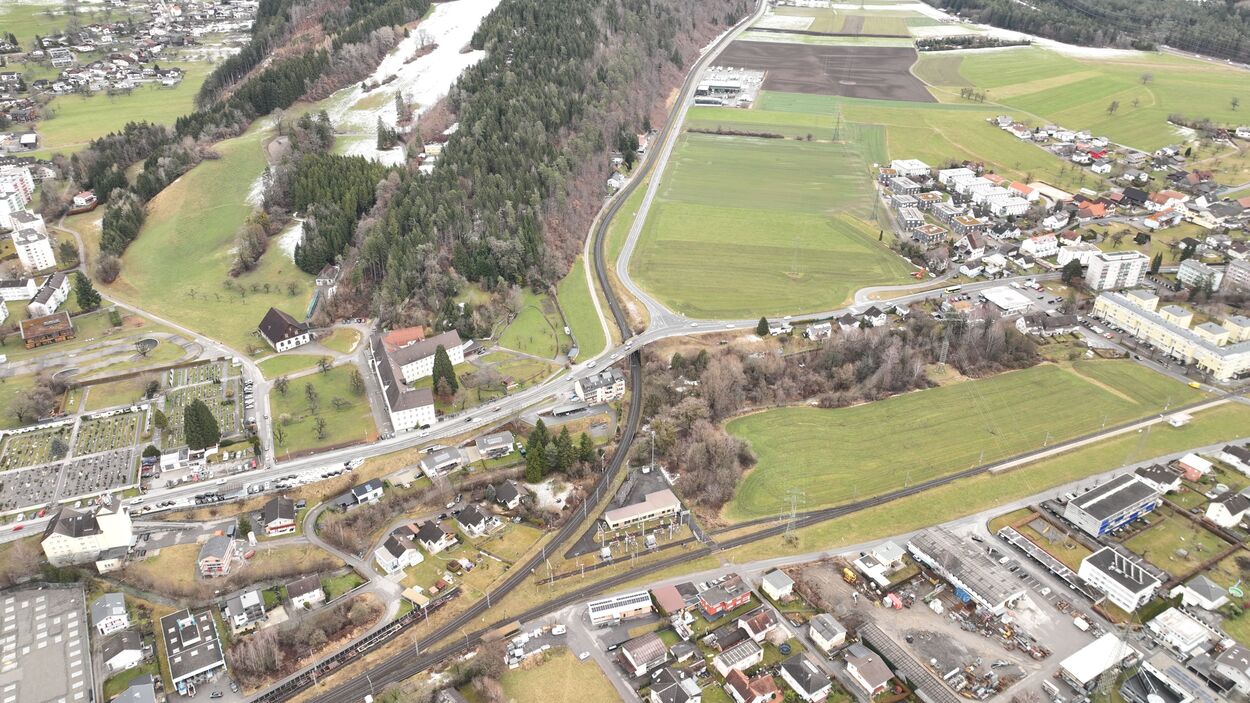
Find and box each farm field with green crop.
[724,361,1204,520]
[631,128,913,318]
[103,125,313,353]
[924,46,1250,151]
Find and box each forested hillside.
[56,0,428,280]
[928,0,1250,61]
[347,0,752,327]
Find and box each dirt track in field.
[718,40,935,102]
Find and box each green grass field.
[320,328,360,354]
[0,374,37,431]
[458,650,619,703]
[498,289,571,359]
[0,3,68,44]
[556,256,606,359]
[31,62,213,158]
[269,365,376,456]
[632,129,913,317]
[1123,508,1227,573]
[103,125,314,353]
[945,47,1250,151]
[83,374,161,411]
[755,92,1093,192]
[258,354,326,380]
[725,401,1250,563]
[724,361,1204,520]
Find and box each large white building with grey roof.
[1093,291,1250,381]
[575,367,626,403]
[1062,474,1160,537]
[92,592,129,635]
[41,500,133,567]
[1078,547,1161,612]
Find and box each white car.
[587,361,597,368]
[578,652,590,661]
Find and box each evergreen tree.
[431,345,458,395]
[184,399,220,450]
[577,432,595,463]
[142,444,161,458]
[1060,259,1083,285]
[530,418,549,447]
[74,273,102,311]
[153,408,167,430]
[755,317,769,336]
[524,434,547,482]
[554,426,576,472]
[1150,252,1163,274]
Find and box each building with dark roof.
[779,653,832,702]
[197,536,236,577]
[1078,547,1161,612]
[286,575,325,609]
[260,496,296,536]
[414,520,457,554]
[619,631,668,676]
[41,500,133,567]
[256,307,311,352]
[455,504,496,537]
[650,667,702,703]
[102,630,144,672]
[492,479,524,509]
[20,310,74,348]
[159,609,226,690]
[725,668,782,703]
[1063,474,1160,537]
[1133,464,1181,494]
[350,479,384,505]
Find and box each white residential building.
[27,271,70,317]
[888,159,930,179]
[1147,607,1218,656]
[936,167,975,186]
[0,277,38,301]
[1085,251,1149,290]
[41,501,133,568]
[369,333,437,432]
[1020,233,1059,259]
[1093,292,1250,381]
[575,367,626,403]
[375,534,423,575]
[13,227,56,273]
[91,593,130,636]
[1057,243,1100,267]
[286,575,327,609]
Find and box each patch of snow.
[246,173,265,207]
[275,220,304,262]
[755,14,814,31]
[323,0,503,163]
[909,24,983,39]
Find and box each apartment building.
[1093,291,1250,381]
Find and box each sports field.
[632,129,913,318]
[103,125,313,353]
[918,47,1250,151]
[724,361,1204,520]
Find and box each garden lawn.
[1123,508,1228,575]
[84,374,161,411]
[103,663,159,700]
[632,129,912,317]
[461,650,619,703]
[258,354,326,380]
[1204,551,1250,645]
[725,361,1203,520]
[320,328,360,354]
[724,401,1250,562]
[323,572,366,600]
[476,524,542,563]
[498,289,571,359]
[103,125,314,353]
[556,256,606,359]
[31,63,212,158]
[269,365,377,456]
[0,374,37,431]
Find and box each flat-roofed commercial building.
[602,488,681,530]
[1078,547,1161,612]
[0,586,93,703]
[587,590,653,626]
[1062,474,1160,537]
[907,527,1025,615]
